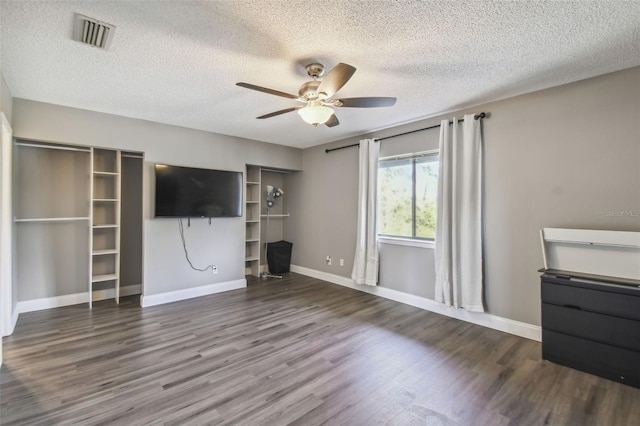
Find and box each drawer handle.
[563,304,582,310]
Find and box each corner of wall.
[0,74,13,125]
[7,307,18,336]
[1,112,14,338]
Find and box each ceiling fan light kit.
[298,103,334,126]
[237,62,396,128]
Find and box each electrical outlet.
[326,256,332,266]
[340,258,344,267]
[212,265,218,274]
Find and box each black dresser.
[540,269,640,388]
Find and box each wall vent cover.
[72,14,115,50]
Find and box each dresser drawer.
[541,279,640,320]
[542,330,640,388]
[542,303,640,351]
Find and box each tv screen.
[154,164,243,218]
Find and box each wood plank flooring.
[1,273,639,425]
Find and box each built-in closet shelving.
[245,165,261,277]
[14,140,144,309]
[14,142,91,223]
[89,148,121,307]
[14,141,92,305]
[244,165,294,277]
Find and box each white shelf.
[91,273,118,283]
[15,217,90,223]
[92,249,118,256]
[245,165,262,278]
[89,148,122,308]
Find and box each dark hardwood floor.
[1,273,638,425]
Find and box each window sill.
[378,237,435,249]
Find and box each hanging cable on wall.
[178,218,217,276]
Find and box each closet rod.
[121,154,143,159]
[261,168,292,174]
[325,112,487,154]
[15,141,91,153]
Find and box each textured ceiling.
[1,1,639,149]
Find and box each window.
[378,152,439,240]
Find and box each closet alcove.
[15,140,143,308]
[244,165,295,277]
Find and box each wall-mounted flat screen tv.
[154,164,243,218]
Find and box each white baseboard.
[17,285,142,315]
[140,279,246,308]
[290,265,541,342]
[12,280,247,328]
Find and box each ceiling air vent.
[72,14,115,50]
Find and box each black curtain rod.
[325,112,487,154]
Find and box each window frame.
[377,149,439,243]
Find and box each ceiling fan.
[236,63,396,127]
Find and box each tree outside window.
[378,153,438,240]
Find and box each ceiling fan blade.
[324,114,340,128]
[257,107,298,119]
[337,97,397,108]
[236,82,298,99]
[317,63,356,98]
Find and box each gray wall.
[285,66,640,326]
[11,99,302,298]
[121,156,143,288]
